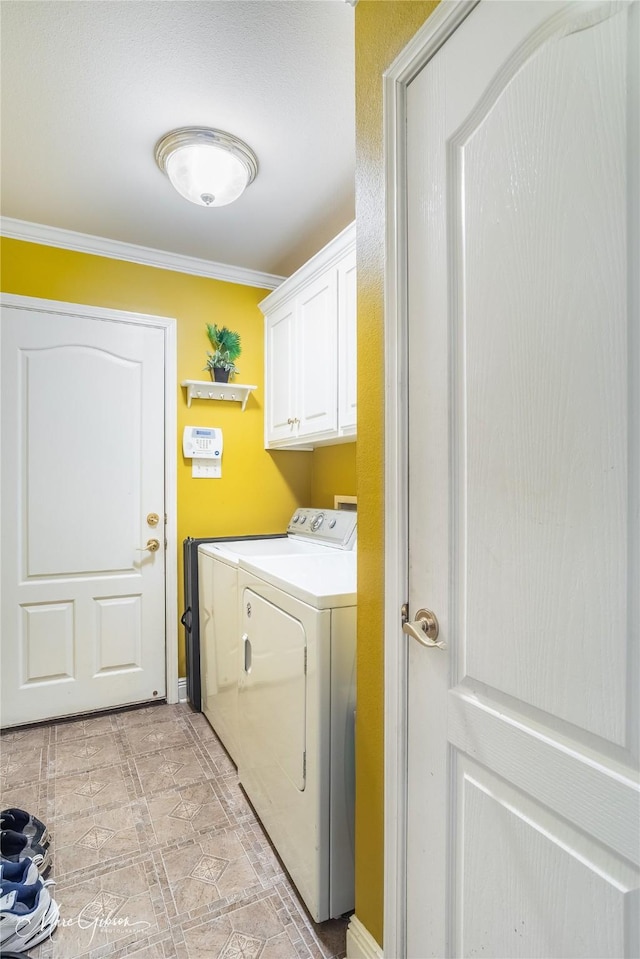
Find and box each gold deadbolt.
[147,513,160,527]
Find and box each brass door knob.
[137,539,160,553]
[402,608,445,648]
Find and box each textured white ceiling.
[0,1,355,277]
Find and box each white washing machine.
[236,549,357,922]
[197,509,356,764]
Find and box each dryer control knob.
[310,512,325,532]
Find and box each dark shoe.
[1,808,49,847]
[0,831,50,877]
[0,858,41,886]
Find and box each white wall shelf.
[181,380,257,411]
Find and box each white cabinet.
[337,248,357,432]
[260,223,356,450]
[264,301,296,444]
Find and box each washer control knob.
[299,514,307,525]
[328,519,337,529]
[310,512,325,532]
[293,515,299,523]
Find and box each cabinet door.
[265,301,297,444]
[297,270,339,438]
[337,249,357,432]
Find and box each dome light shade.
[155,127,258,207]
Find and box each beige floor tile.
[124,720,191,757]
[226,896,288,940]
[147,781,229,844]
[0,781,47,823]
[5,704,347,959]
[0,744,45,789]
[215,855,263,900]
[40,858,165,958]
[52,714,116,743]
[185,712,219,740]
[202,738,236,777]
[126,940,175,958]
[50,762,135,819]
[52,733,122,776]
[116,703,190,730]
[182,896,303,959]
[181,914,235,959]
[162,828,262,916]
[52,800,146,879]
[1,725,49,751]
[261,930,305,959]
[133,745,209,794]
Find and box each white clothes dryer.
[236,550,357,922]
[197,509,356,764]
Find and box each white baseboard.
[177,677,188,703]
[346,915,383,959]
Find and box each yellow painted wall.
[2,8,444,930]
[311,443,357,508]
[0,237,316,675]
[354,1,439,947]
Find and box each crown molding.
[0,217,284,291]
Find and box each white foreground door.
[1,296,167,726]
[405,3,639,956]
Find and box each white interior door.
[405,2,639,956]
[1,295,167,726]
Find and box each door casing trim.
[0,292,179,706]
[382,4,479,956]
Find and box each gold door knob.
[402,608,445,648]
[137,539,160,553]
[146,512,160,527]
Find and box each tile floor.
[0,702,349,959]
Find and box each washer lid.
[198,536,334,566]
[239,552,357,609]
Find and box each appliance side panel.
[183,538,201,710]
[329,605,357,917]
[198,551,241,763]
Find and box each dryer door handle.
[243,633,252,673]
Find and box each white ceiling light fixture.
[155,127,258,208]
